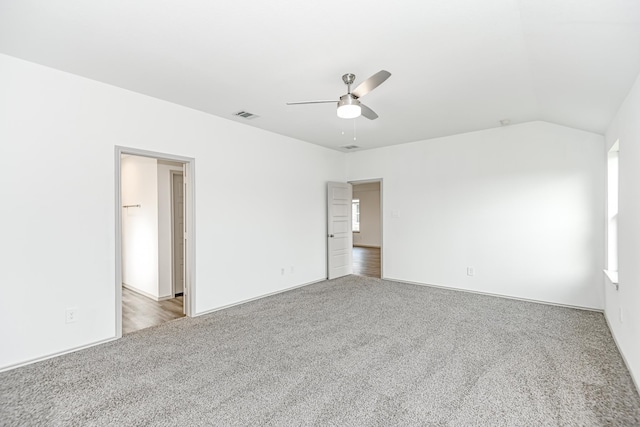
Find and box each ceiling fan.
[286,70,391,120]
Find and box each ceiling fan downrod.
[342,73,356,94]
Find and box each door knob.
[329,234,334,238]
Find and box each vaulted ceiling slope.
[1,0,639,151]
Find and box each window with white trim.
[352,199,360,232]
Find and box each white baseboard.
[382,276,603,312]
[0,337,118,373]
[2,280,321,372]
[386,276,638,393]
[604,313,640,395]
[122,283,170,301]
[194,279,325,317]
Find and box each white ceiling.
[1,0,639,151]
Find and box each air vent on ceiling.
[341,145,360,150]
[233,111,259,120]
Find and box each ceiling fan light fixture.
[337,94,361,119]
[337,104,361,119]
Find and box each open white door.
[327,182,353,279]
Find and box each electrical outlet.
[620,307,624,323]
[467,267,475,276]
[65,308,78,324]
[281,268,285,275]
[290,266,294,274]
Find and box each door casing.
[115,146,196,338]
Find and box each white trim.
[382,277,604,312]
[184,160,196,316]
[0,337,118,373]
[115,146,196,337]
[610,139,620,153]
[194,279,325,317]
[115,148,123,339]
[380,180,383,278]
[1,277,316,372]
[604,313,640,394]
[604,269,619,285]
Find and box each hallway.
[122,287,185,334]
[353,246,381,278]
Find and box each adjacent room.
[351,181,382,278]
[1,0,640,424]
[120,154,187,334]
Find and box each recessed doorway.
[351,180,382,278]
[115,147,195,337]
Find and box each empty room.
[1,1,640,425]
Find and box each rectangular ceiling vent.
[233,110,259,120]
[341,145,360,150]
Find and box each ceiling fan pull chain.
[353,119,357,141]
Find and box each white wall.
[352,182,381,247]
[0,51,616,373]
[157,161,184,298]
[121,155,160,298]
[0,54,346,370]
[604,71,640,388]
[347,121,605,309]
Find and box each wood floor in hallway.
[353,246,381,278]
[122,287,185,334]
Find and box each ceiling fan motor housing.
[338,93,360,107]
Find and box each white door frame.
[114,146,196,338]
[348,178,384,279]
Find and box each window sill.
[604,270,619,289]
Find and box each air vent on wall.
[233,110,259,120]
[341,145,360,150]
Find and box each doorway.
[115,147,195,337]
[351,180,382,278]
[171,170,185,298]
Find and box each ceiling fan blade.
[360,104,379,120]
[286,100,336,105]
[352,70,391,98]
